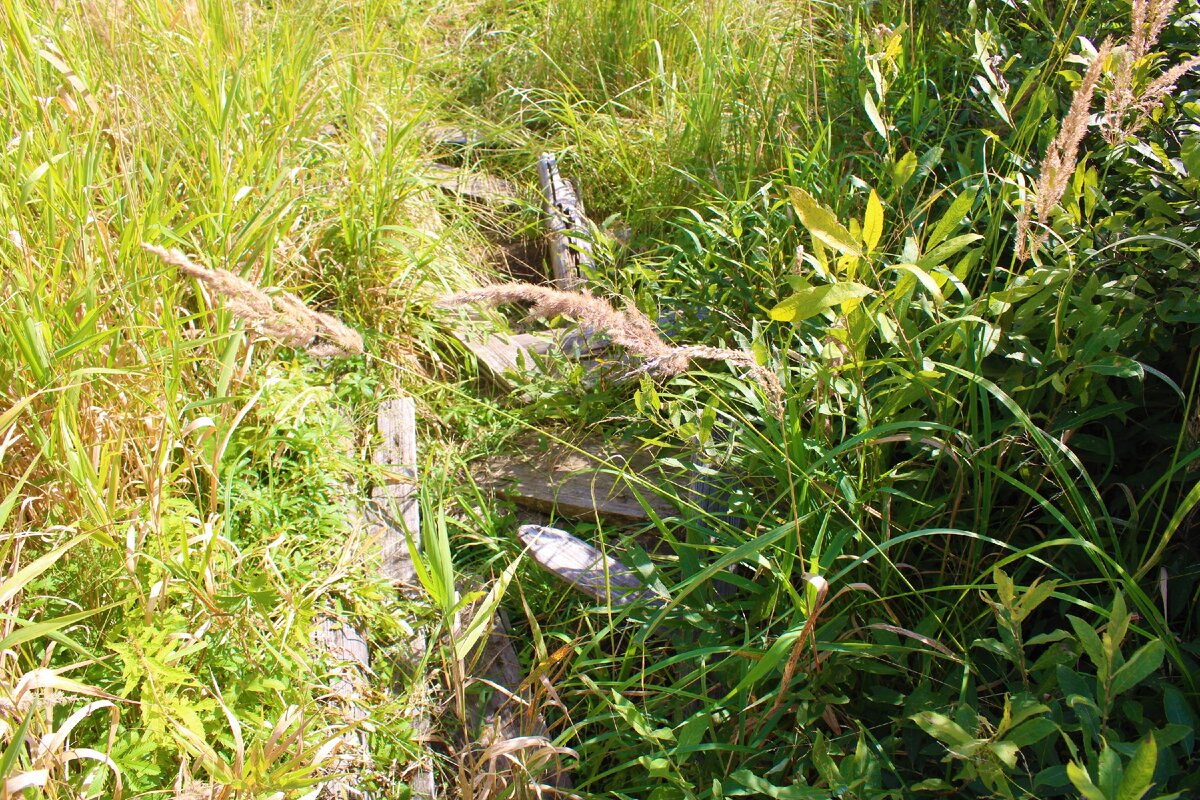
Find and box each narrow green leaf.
[1117,735,1158,800]
[1068,615,1106,677]
[1110,640,1165,698]
[0,534,89,608]
[770,282,874,323]
[788,188,862,257]
[917,233,983,269]
[1067,762,1108,800]
[454,555,522,662]
[926,189,977,249]
[911,711,975,747]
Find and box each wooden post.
[537,152,593,291]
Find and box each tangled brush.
[440,283,783,416]
[143,244,364,358]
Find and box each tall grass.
[0,0,488,794]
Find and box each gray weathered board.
[371,398,421,586]
[537,152,593,291]
[519,524,658,607]
[480,435,679,521]
[451,326,611,393]
[424,162,521,205]
[312,618,371,800]
[465,606,573,789]
[368,398,436,800]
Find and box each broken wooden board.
[449,326,611,394]
[312,617,372,800]
[479,435,679,522]
[424,162,521,205]
[367,397,436,800]
[370,398,421,586]
[519,524,658,606]
[537,152,593,291]
[464,607,574,790]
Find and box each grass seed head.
[440,283,783,415]
[143,243,364,357]
[1016,38,1113,260]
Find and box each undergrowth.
[3,0,1200,798]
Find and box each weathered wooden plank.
[367,397,435,800]
[312,619,371,799]
[479,435,679,522]
[450,326,612,395]
[471,609,574,790]
[537,152,593,291]
[518,524,657,606]
[370,397,420,586]
[424,162,520,205]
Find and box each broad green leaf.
[989,740,1019,769]
[863,190,883,252]
[770,282,874,323]
[1067,762,1108,800]
[1117,735,1158,800]
[1098,745,1122,798]
[788,188,862,257]
[893,151,918,187]
[863,90,888,141]
[1015,578,1060,623]
[1005,717,1058,747]
[1110,639,1165,698]
[917,233,983,269]
[927,189,977,249]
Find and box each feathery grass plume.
[440,283,784,415]
[1103,0,1200,144]
[1015,38,1113,261]
[143,244,364,357]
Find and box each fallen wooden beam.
[537,152,593,291]
[518,524,658,607]
[479,434,679,522]
[424,162,521,205]
[312,617,372,800]
[368,397,436,800]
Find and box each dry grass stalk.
[143,244,364,358]
[440,283,784,415]
[1015,38,1113,261]
[1104,0,1200,144]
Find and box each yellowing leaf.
[788,188,862,257]
[863,90,888,141]
[863,190,884,252]
[1117,735,1158,800]
[893,151,918,188]
[770,282,874,323]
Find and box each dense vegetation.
[2,0,1199,798]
